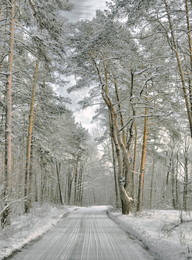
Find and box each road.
[10,206,155,260]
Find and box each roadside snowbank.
[108,209,192,260]
[1,205,192,260]
[0,203,76,260]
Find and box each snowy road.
[10,206,154,260]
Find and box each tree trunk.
[127,71,136,205]
[175,153,179,208]
[131,122,137,201]
[40,164,48,203]
[1,0,15,228]
[137,103,148,212]
[24,60,39,213]
[150,152,155,209]
[77,165,83,205]
[111,139,120,207]
[113,77,126,144]
[183,151,188,211]
[74,162,78,205]
[161,154,171,205]
[171,153,178,210]
[67,167,73,205]
[109,111,120,208]
[185,0,192,114]
[56,161,64,205]
[92,56,132,214]
[111,108,132,214]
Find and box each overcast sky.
[65,0,107,22]
[63,0,107,131]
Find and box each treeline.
[67,0,192,214]
[0,0,98,228]
[1,0,192,227]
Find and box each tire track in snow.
[9,206,155,260]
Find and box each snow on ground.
[0,203,76,260]
[108,208,192,260]
[1,204,192,260]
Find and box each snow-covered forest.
[0,0,192,259]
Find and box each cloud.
[74,106,97,131]
[64,0,106,22]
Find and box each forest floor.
[0,203,76,260]
[0,204,192,260]
[108,208,192,260]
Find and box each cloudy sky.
[65,0,107,22]
[63,0,107,131]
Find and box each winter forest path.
[9,206,154,260]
